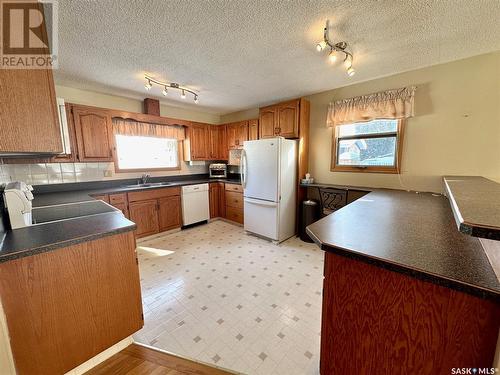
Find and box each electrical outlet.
[103,170,113,177]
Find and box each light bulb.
[181,90,186,99]
[347,66,355,76]
[162,87,168,96]
[316,40,327,52]
[328,50,337,64]
[343,56,352,68]
[144,80,152,90]
[194,95,199,104]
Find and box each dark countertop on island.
[306,188,500,301]
[444,176,500,240]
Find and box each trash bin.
[300,200,320,242]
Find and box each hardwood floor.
[85,343,235,375]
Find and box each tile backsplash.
[0,161,208,186]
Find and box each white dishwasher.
[181,183,210,226]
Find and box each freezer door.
[242,139,279,202]
[244,197,279,241]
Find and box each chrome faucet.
[141,173,151,184]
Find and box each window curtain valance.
[112,118,185,140]
[326,86,416,127]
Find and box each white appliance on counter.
[181,183,210,226]
[242,138,297,242]
[3,181,34,229]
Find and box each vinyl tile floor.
[133,220,324,375]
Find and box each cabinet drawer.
[128,187,181,202]
[109,193,127,205]
[225,183,243,193]
[225,191,243,209]
[226,206,243,224]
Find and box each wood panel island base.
[321,253,499,374]
[306,188,500,374]
[0,230,143,375]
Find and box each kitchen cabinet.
[184,122,209,161]
[259,99,300,139]
[129,200,159,237]
[209,125,227,160]
[158,196,182,231]
[248,119,259,140]
[225,183,243,224]
[209,182,226,218]
[72,105,114,161]
[0,68,62,155]
[0,231,143,375]
[226,121,248,149]
[128,187,182,238]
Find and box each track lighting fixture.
[316,21,355,76]
[143,75,199,103]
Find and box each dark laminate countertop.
[300,181,372,192]
[443,176,500,240]
[0,212,135,263]
[34,177,241,207]
[306,189,500,301]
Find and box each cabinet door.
[129,200,159,238]
[277,100,299,138]
[158,195,182,231]
[218,182,226,218]
[259,108,277,139]
[190,123,209,160]
[226,123,237,149]
[209,125,227,160]
[73,106,113,161]
[248,119,259,140]
[237,121,249,146]
[0,69,61,154]
[209,183,220,218]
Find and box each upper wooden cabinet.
[259,99,300,139]
[0,68,62,154]
[227,121,248,149]
[72,105,113,161]
[209,125,227,160]
[184,122,209,161]
[248,119,259,140]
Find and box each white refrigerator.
[241,137,297,242]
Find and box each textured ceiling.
[54,0,500,115]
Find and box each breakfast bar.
[306,182,500,373]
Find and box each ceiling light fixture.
[143,75,199,103]
[316,21,355,76]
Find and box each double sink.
[124,181,175,188]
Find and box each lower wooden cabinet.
[128,187,182,238]
[209,182,225,218]
[0,231,143,375]
[158,196,182,231]
[224,183,244,224]
[129,199,159,237]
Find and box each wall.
[222,51,500,193]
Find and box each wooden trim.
[330,119,405,174]
[66,103,192,127]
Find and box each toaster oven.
[209,163,227,178]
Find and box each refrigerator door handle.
[244,197,278,207]
[241,149,248,188]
